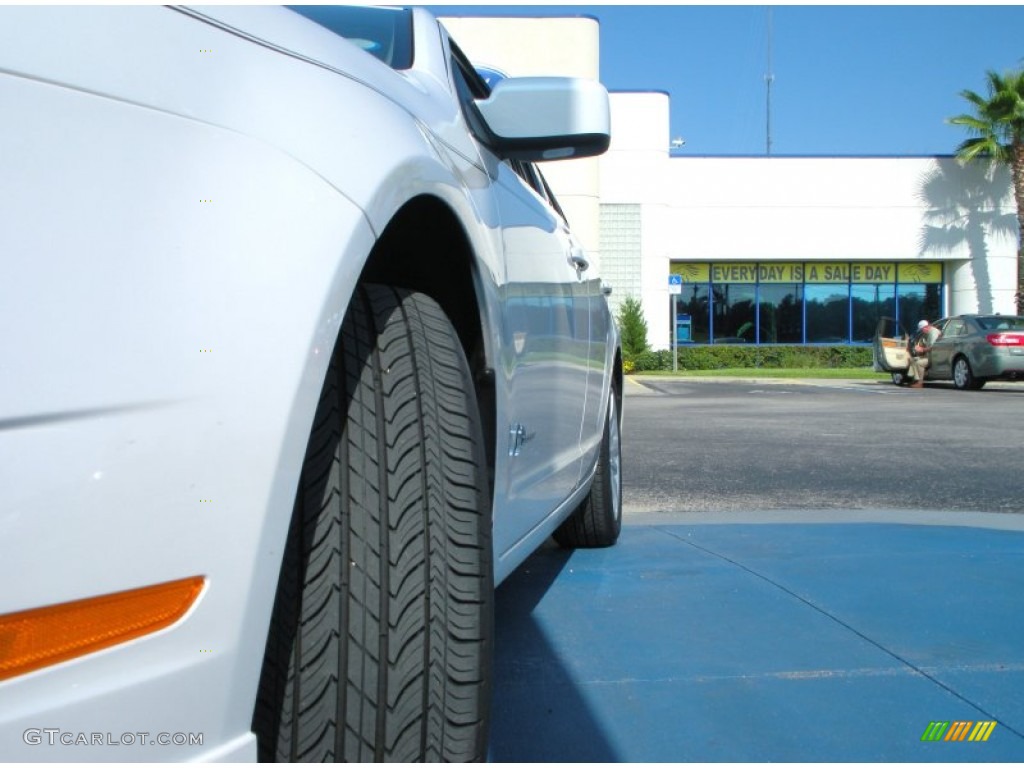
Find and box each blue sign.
[668,275,682,286]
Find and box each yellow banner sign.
[711,263,759,282]
[850,263,896,283]
[670,261,942,284]
[803,263,850,283]
[670,262,710,282]
[898,262,943,283]
[757,263,803,283]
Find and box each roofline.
[609,89,671,97]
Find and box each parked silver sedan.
[0,5,619,762]
[926,315,1024,389]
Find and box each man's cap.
[917,320,929,329]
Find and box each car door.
[536,170,607,479]
[495,160,589,538]
[873,316,909,373]
[926,318,957,378]
[447,49,589,548]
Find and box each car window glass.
[450,42,490,103]
[945,319,965,337]
[510,159,543,196]
[450,55,478,106]
[977,316,1024,331]
[448,42,569,228]
[448,41,500,156]
[537,168,569,225]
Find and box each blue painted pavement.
[489,521,1024,762]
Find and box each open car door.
[873,316,910,385]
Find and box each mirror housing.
[474,77,611,162]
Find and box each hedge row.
[625,345,874,372]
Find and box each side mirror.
[474,77,611,162]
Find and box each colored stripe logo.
[921,721,996,742]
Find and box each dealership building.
[442,15,1019,350]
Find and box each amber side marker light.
[0,576,205,682]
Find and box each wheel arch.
[249,194,500,757]
[359,193,498,493]
[613,345,624,425]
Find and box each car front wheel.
[253,284,493,762]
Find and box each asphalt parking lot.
[490,378,1024,761]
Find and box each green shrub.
[631,349,672,371]
[616,296,649,356]
[627,345,873,372]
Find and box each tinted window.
[805,284,850,343]
[851,283,895,343]
[976,316,1024,331]
[449,43,497,150]
[475,66,508,89]
[291,6,414,69]
[451,42,491,100]
[944,318,967,337]
[759,283,804,343]
[713,283,757,343]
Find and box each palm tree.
[917,160,1017,314]
[948,68,1024,313]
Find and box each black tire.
[553,386,622,549]
[952,356,985,391]
[253,284,493,762]
[891,371,906,386]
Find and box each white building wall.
[662,157,983,262]
[599,92,672,340]
[636,156,1017,348]
[599,91,1017,348]
[449,15,1018,351]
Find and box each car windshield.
[975,315,1024,331]
[290,5,414,70]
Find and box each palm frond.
[948,114,990,135]
[988,91,1021,119]
[954,136,1005,164]
[987,70,1009,97]
[959,88,987,109]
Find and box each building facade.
[442,15,1019,350]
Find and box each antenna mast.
[765,6,774,156]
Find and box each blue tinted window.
[712,283,756,343]
[805,285,849,343]
[759,283,803,343]
[475,67,507,89]
[851,283,896,343]
[676,284,710,344]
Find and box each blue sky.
[428,5,1024,157]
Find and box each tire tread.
[253,284,492,762]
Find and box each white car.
[0,5,621,762]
